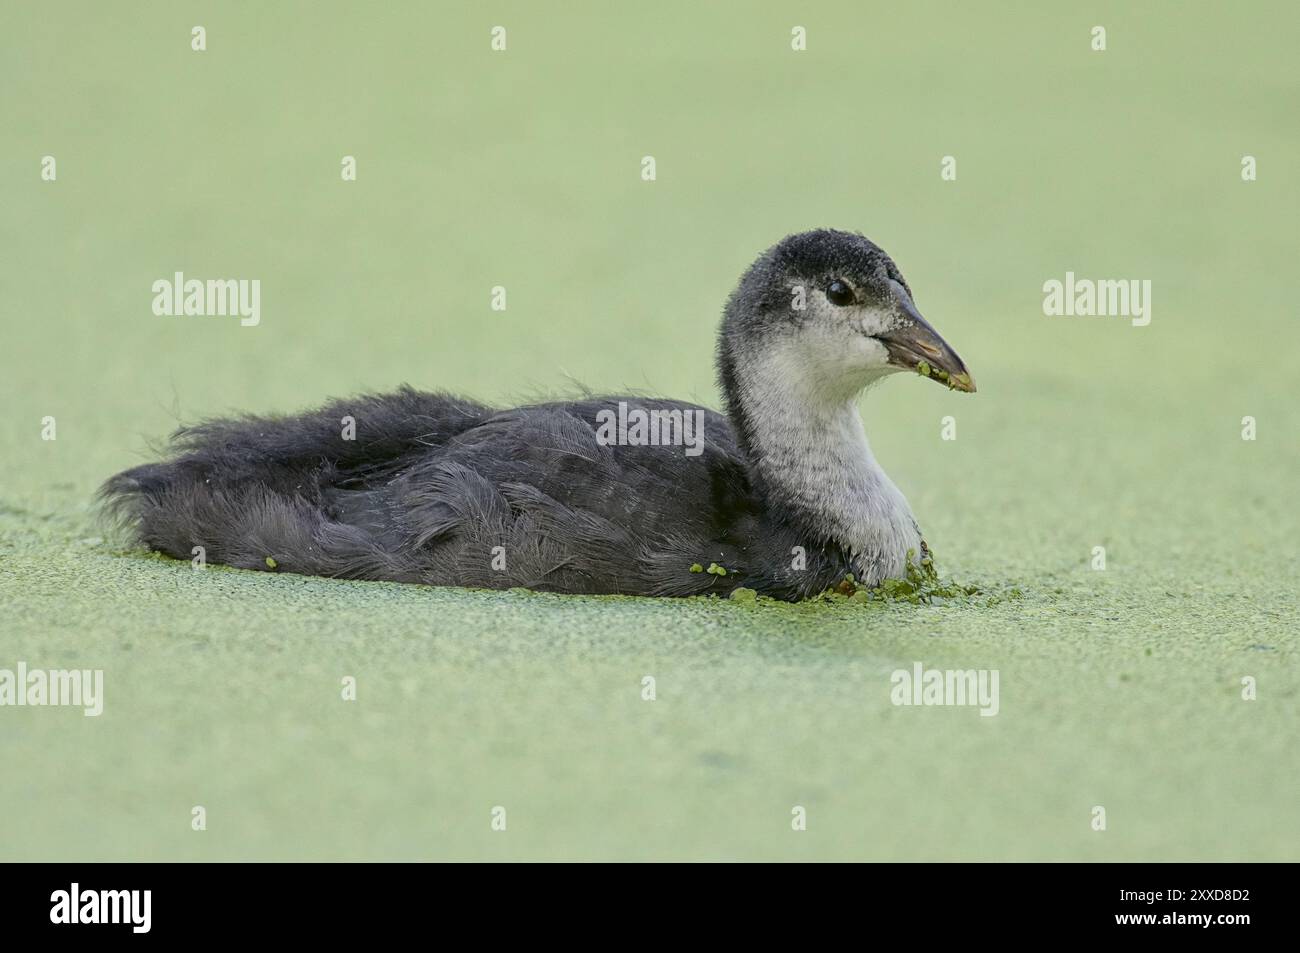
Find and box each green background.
[1,2,1296,860]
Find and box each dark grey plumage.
[102,229,974,601]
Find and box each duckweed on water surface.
[4,2,1296,862]
[846,551,1014,606]
[712,549,1017,608]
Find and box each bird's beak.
[878,280,976,393]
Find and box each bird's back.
[102,389,771,596]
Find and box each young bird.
[103,229,974,600]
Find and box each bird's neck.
[725,350,921,584]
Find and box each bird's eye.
[826,280,855,307]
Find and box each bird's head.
[719,229,975,404]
